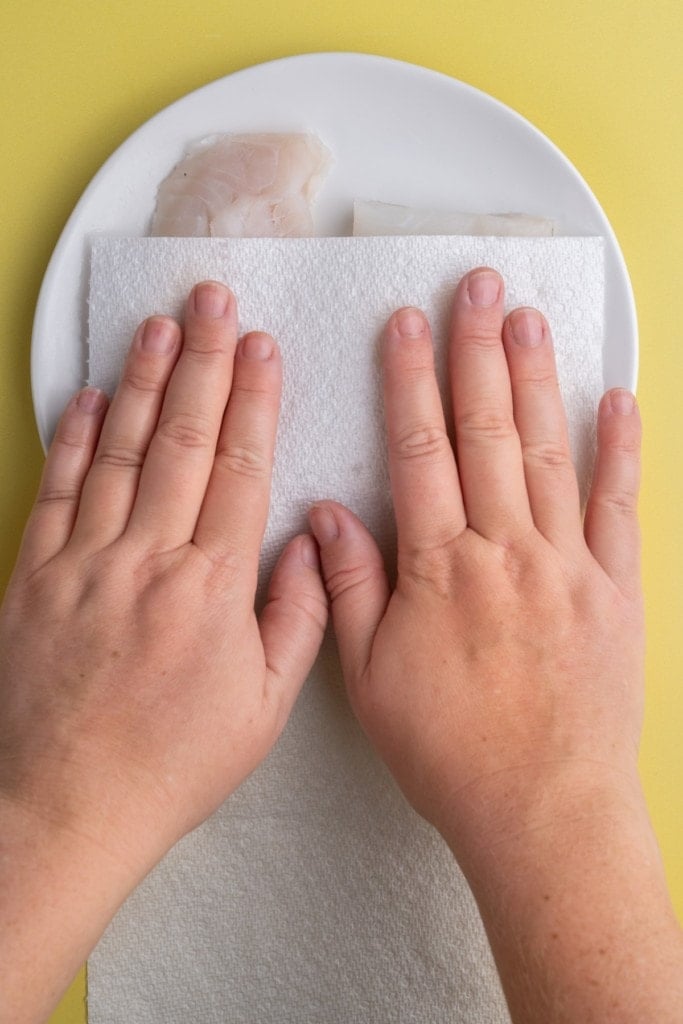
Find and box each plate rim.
[31,51,638,452]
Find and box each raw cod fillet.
[353,199,556,236]
[151,133,332,237]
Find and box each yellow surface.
[0,1,681,1021]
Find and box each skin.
[308,271,683,1020]
[0,271,681,1023]
[0,283,328,1023]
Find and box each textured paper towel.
[87,235,604,1024]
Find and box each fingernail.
[510,308,544,347]
[467,270,501,307]
[610,389,636,415]
[300,535,320,569]
[241,332,274,360]
[76,387,107,413]
[193,281,231,318]
[395,307,426,339]
[309,505,340,545]
[140,317,178,354]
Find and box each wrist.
[440,766,683,1023]
[438,758,648,886]
[0,793,154,1024]
[0,743,180,880]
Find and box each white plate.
[32,52,637,450]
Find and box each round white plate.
[32,52,637,449]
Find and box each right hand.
[309,267,645,868]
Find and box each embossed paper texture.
[87,234,603,1024]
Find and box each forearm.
[447,778,683,1024]
[0,798,148,1024]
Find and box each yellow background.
[0,1,680,1021]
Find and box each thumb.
[260,534,328,728]
[308,501,390,684]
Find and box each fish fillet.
[353,199,556,236]
[151,133,332,237]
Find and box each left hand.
[0,280,327,872]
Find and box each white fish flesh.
[151,133,332,237]
[353,200,556,237]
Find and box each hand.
[0,281,326,870]
[310,268,683,1023]
[310,267,644,855]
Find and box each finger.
[260,534,328,731]
[502,308,582,548]
[584,390,641,593]
[309,501,390,685]
[193,332,280,566]
[18,388,108,571]
[450,268,531,541]
[70,317,181,550]
[382,307,466,562]
[127,282,238,547]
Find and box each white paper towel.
[87,235,604,1024]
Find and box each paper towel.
[86,235,604,1024]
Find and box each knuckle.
[604,435,641,458]
[456,406,516,443]
[594,488,638,518]
[458,326,502,350]
[36,486,81,507]
[385,355,434,382]
[198,546,250,587]
[399,365,438,391]
[157,412,214,451]
[284,592,328,635]
[53,429,90,452]
[514,368,558,392]
[182,334,230,364]
[324,562,383,604]
[121,367,166,395]
[231,379,278,400]
[391,425,451,464]
[214,439,269,479]
[399,539,462,597]
[522,440,572,470]
[95,440,146,470]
